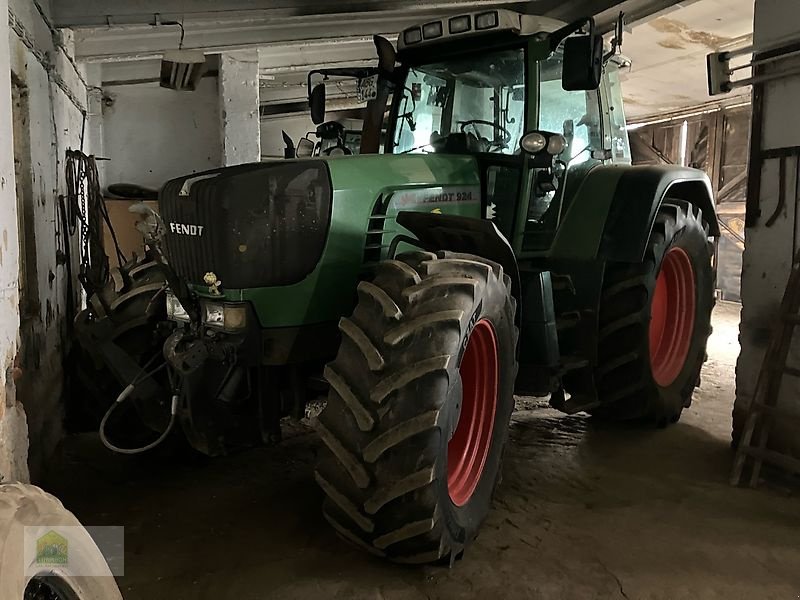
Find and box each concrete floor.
[46,302,800,599]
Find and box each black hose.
[65,149,127,293]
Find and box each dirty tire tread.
[316,251,518,563]
[591,199,715,425]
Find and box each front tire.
[593,199,714,426]
[315,251,518,563]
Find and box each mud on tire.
[592,199,714,426]
[314,251,518,563]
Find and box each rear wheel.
[71,256,170,434]
[593,199,714,426]
[314,251,518,563]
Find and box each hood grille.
[159,161,332,289]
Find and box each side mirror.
[296,137,315,158]
[562,34,602,91]
[309,83,326,125]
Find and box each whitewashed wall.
[0,0,25,483]
[101,77,222,190]
[3,0,92,480]
[735,0,800,451]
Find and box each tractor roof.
[397,9,566,51]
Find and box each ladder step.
[741,446,800,475]
[747,403,800,422]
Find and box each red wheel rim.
[649,247,696,387]
[448,319,499,507]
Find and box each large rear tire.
[71,256,170,434]
[0,483,123,600]
[315,251,518,563]
[592,199,714,426]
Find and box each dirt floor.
[45,301,800,599]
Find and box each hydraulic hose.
[99,363,179,455]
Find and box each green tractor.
[78,9,717,564]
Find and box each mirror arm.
[602,12,625,64]
[548,16,594,51]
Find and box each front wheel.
[314,251,518,563]
[592,199,714,426]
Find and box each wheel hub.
[448,319,499,507]
[649,246,696,387]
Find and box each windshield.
[391,48,526,155]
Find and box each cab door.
[512,41,605,255]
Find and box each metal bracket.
[708,37,800,96]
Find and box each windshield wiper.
[400,143,432,154]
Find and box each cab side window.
[538,50,602,164]
[605,62,632,163]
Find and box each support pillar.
[219,50,261,166]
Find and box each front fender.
[395,211,521,302]
[551,164,719,262]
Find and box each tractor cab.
[309,9,632,252]
[389,10,632,252]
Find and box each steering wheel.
[323,143,352,156]
[459,120,512,148]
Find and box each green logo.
[36,531,68,566]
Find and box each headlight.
[422,21,443,40]
[547,134,568,156]
[166,292,190,322]
[449,15,471,34]
[203,302,225,327]
[521,132,547,154]
[202,302,247,332]
[403,27,422,45]
[475,11,498,30]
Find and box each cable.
[98,361,179,455]
[65,149,127,294]
[100,391,178,455]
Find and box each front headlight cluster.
[165,292,247,333]
[202,301,247,332]
[166,292,190,323]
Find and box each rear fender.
[551,164,719,262]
